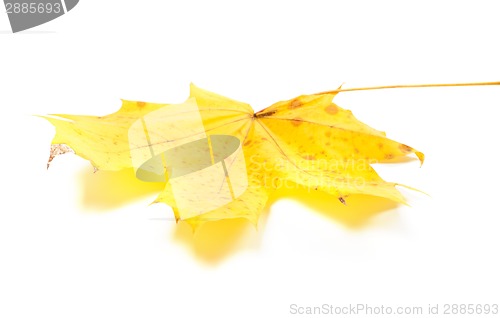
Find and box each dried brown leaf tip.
[47,144,74,169]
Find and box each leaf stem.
[316,81,500,95]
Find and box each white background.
[1,1,499,317]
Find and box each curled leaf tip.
[416,151,425,167]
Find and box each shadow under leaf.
[78,168,399,263]
[267,183,399,229]
[172,216,267,265]
[79,168,165,211]
[172,183,399,264]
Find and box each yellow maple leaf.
[44,82,497,229]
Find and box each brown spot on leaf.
[325,104,338,115]
[384,154,394,160]
[289,99,302,109]
[243,140,252,146]
[302,154,316,160]
[399,144,412,153]
[377,142,384,149]
[325,131,332,138]
[291,119,303,126]
[137,101,146,108]
[256,110,276,117]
